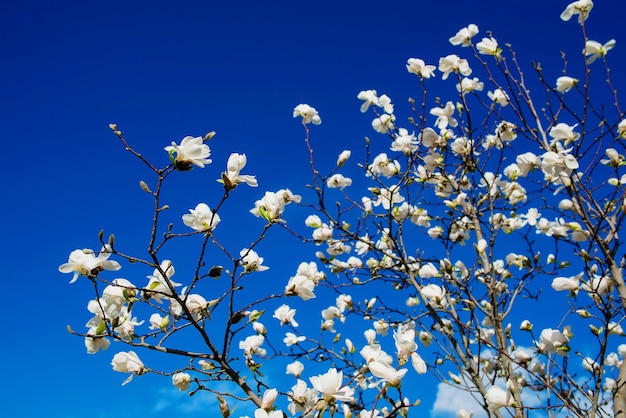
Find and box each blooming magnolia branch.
[60,1,626,417]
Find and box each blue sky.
[2,0,626,417]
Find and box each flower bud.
[217,396,230,418]
[576,309,591,318]
[198,360,215,370]
[337,150,351,166]
[208,265,223,278]
[139,181,151,193]
[260,388,278,410]
[589,324,603,336]
[520,320,533,331]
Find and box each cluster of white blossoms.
[62,1,626,417]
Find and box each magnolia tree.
[60,1,626,417]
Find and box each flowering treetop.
[60,1,626,417]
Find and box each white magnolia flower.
[165,136,212,170]
[391,128,418,154]
[59,246,121,284]
[327,173,352,189]
[556,76,578,93]
[146,260,181,302]
[551,275,580,293]
[312,224,333,242]
[285,275,316,300]
[406,58,436,78]
[457,77,484,94]
[368,153,400,177]
[274,304,299,327]
[488,88,510,106]
[284,332,306,346]
[182,203,221,232]
[438,54,471,80]
[102,279,136,313]
[293,103,321,125]
[252,321,266,335]
[537,328,570,355]
[619,120,626,139]
[418,263,439,279]
[430,101,458,129]
[172,372,191,391]
[309,368,354,402]
[84,329,110,354]
[560,0,594,23]
[476,37,501,58]
[374,185,405,210]
[111,351,145,384]
[583,357,601,374]
[297,261,325,283]
[185,294,209,319]
[149,313,169,330]
[357,90,379,112]
[420,284,447,307]
[288,380,318,415]
[372,113,395,133]
[286,360,304,377]
[581,274,615,297]
[260,388,278,410]
[111,351,145,373]
[304,214,322,228]
[584,39,616,64]
[541,145,579,186]
[222,153,257,188]
[368,360,408,386]
[513,152,539,177]
[486,386,513,411]
[337,150,351,165]
[254,409,284,418]
[394,326,417,361]
[240,248,269,273]
[377,94,394,114]
[449,24,479,46]
[239,335,266,357]
[549,123,580,145]
[601,148,623,166]
[250,189,300,221]
[411,352,427,374]
[609,322,625,336]
[364,329,377,345]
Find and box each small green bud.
[95,320,107,335]
[248,309,265,322]
[259,206,272,222]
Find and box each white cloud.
[151,380,255,417]
[431,382,488,418]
